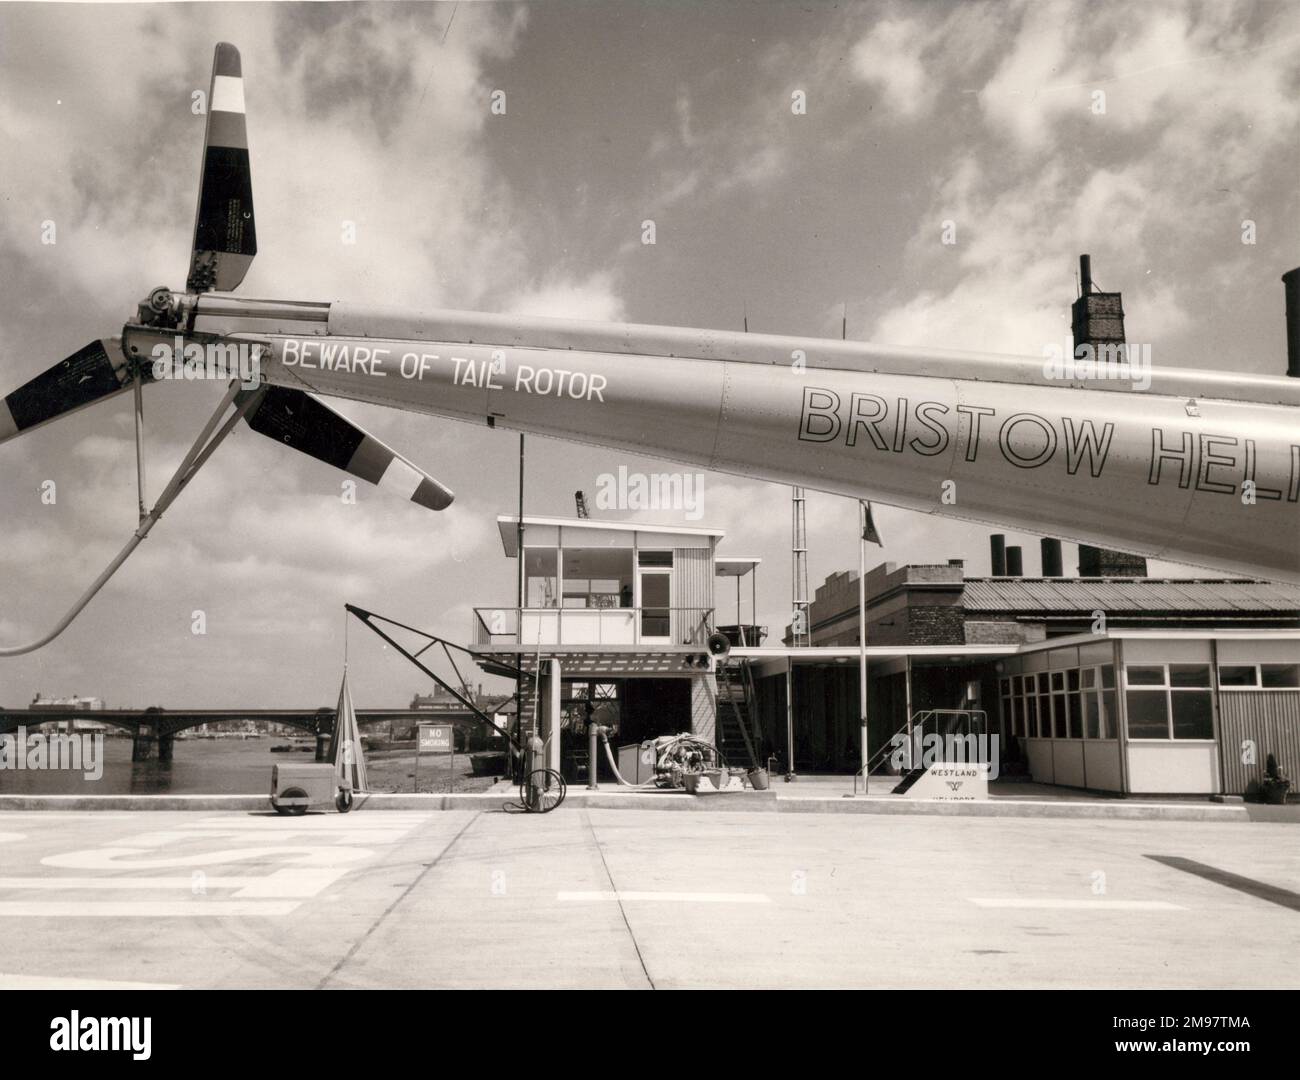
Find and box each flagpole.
[858,501,869,794]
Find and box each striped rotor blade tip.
[188,42,256,293]
[244,387,454,511]
[0,338,133,445]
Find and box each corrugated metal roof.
[962,578,1300,614]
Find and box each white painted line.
[0,973,181,990]
[557,891,772,904]
[969,898,1185,910]
[0,877,261,890]
[130,828,412,846]
[0,868,350,899]
[205,833,415,842]
[0,901,300,917]
[232,868,350,899]
[42,844,374,870]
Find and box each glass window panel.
[1081,667,1096,688]
[1171,691,1214,739]
[1012,695,1024,737]
[1067,693,1082,738]
[1067,669,1080,692]
[1026,695,1038,737]
[639,572,670,637]
[1050,671,1065,691]
[1037,672,1050,693]
[1084,692,1101,739]
[564,548,634,608]
[524,548,558,608]
[1217,665,1257,687]
[1169,664,1211,688]
[1101,664,1116,689]
[1000,678,1012,698]
[1261,664,1300,689]
[1051,693,1066,737]
[1126,691,1170,739]
[1101,690,1116,739]
[1126,665,1166,687]
[637,550,673,567]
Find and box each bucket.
[682,769,724,794]
[747,767,770,791]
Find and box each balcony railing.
[473,606,715,648]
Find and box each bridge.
[0,705,494,762]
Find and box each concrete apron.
[0,790,1253,821]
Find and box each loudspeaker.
[706,631,732,659]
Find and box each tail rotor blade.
[187,42,256,293]
[243,386,455,511]
[1,338,138,446]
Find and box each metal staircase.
[715,665,754,767]
[856,708,989,794]
[715,630,764,769]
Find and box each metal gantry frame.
[344,604,521,749]
[344,604,568,812]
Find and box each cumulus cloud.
[850,16,936,117]
[858,0,1300,373]
[507,273,625,321]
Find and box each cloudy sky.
[1,0,1297,708]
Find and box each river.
[0,734,502,795]
[0,736,304,795]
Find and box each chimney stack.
[1078,545,1148,577]
[990,534,1007,576]
[1005,546,1023,576]
[1284,267,1300,378]
[1040,538,1064,577]
[1070,256,1147,576]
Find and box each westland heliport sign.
[888,732,997,799]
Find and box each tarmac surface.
[0,807,1296,988]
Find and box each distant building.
[30,693,105,711]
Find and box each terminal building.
[470,514,1300,798]
[769,538,1300,796]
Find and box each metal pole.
[857,503,869,795]
[414,726,420,793]
[751,568,757,638]
[515,433,525,781]
[588,723,599,790]
[905,654,914,750]
[132,370,146,523]
[784,664,796,781]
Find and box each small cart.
[271,762,354,815]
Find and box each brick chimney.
[1072,254,1147,577]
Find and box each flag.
[331,669,368,793]
[862,500,882,546]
